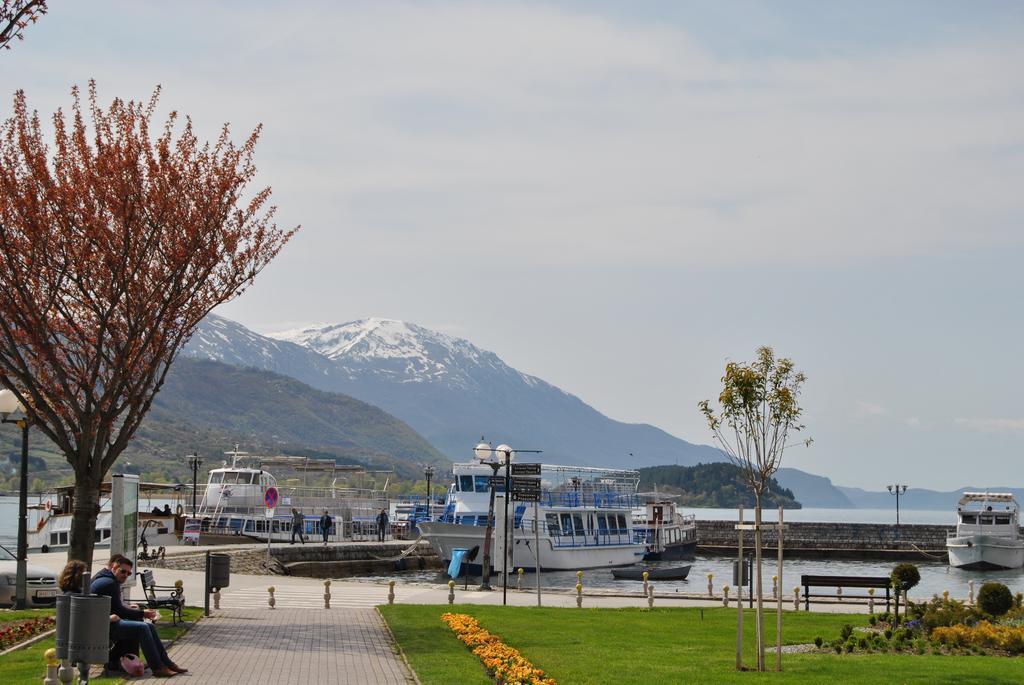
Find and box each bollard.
[517,568,524,592]
[576,582,583,608]
[793,587,800,611]
[968,580,975,606]
[707,573,714,597]
[722,585,730,607]
[43,648,59,685]
[448,580,456,605]
[837,586,843,602]
[268,586,276,609]
[642,570,649,598]
[772,574,778,600]
[324,579,332,609]
[868,587,875,614]
[58,658,74,685]
[647,585,654,609]
[213,588,221,610]
[388,580,396,605]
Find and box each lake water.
[5,495,1017,598]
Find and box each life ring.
[44,500,52,512]
[175,504,184,517]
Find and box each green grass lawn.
[0,606,203,684]
[379,605,1024,685]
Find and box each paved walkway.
[134,608,417,684]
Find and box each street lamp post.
[424,464,435,508]
[0,388,30,610]
[887,484,908,526]
[494,444,515,606]
[474,441,502,591]
[187,453,203,517]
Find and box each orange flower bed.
[932,621,1024,653]
[441,612,556,685]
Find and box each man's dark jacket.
[90,568,144,625]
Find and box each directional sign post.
[511,476,541,502]
[511,463,541,476]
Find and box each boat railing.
[517,518,637,548]
[538,492,641,509]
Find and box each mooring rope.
[911,543,947,560]
[368,537,426,561]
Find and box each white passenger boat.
[418,461,648,573]
[946,492,1024,570]
[634,498,697,561]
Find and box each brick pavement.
[133,608,417,684]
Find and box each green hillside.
[638,462,801,509]
[0,358,449,490]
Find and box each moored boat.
[633,498,697,561]
[946,492,1024,570]
[611,564,691,581]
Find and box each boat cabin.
[955,492,1020,538]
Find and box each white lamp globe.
[0,389,23,416]
[494,444,515,462]
[474,442,493,463]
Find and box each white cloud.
[954,418,1024,433]
[904,417,922,428]
[855,401,886,418]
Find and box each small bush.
[857,636,869,650]
[844,641,855,653]
[883,628,893,639]
[868,615,877,626]
[839,623,854,641]
[814,636,823,648]
[891,563,921,592]
[978,582,1014,617]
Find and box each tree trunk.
[754,493,765,671]
[68,475,102,565]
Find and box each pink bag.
[120,653,145,677]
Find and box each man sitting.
[90,554,187,678]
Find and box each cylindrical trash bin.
[209,553,230,590]
[55,594,71,659]
[68,594,111,665]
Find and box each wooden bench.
[800,574,891,612]
[140,569,185,625]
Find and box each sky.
[4,1,1023,490]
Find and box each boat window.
[102,530,111,540]
[244,520,254,532]
[546,513,560,534]
[60,532,68,545]
[960,514,977,524]
[616,514,627,530]
[459,476,474,492]
[209,473,224,484]
[597,514,608,532]
[995,516,1011,525]
[560,513,573,536]
[572,514,584,536]
[980,515,994,525]
[474,476,491,493]
[607,515,619,533]
[50,533,59,545]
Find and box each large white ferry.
[418,461,649,572]
[946,492,1024,570]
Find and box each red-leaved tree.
[0,82,297,561]
[1,1,47,51]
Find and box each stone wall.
[696,520,956,559]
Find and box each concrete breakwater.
[696,520,958,560]
[154,540,442,577]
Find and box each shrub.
[883,628,893,639]
[814,636,823,648]
[833,643,842,654]
[839,623,854,641]
[891,563,921,593]
[868,615,877,626]
[913,593,978,633]
[844,641,854,653]
[857,636,869,650]
[978,582,1014,617]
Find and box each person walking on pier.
[319,510,332,546]
[376,508,389,541]
[291,508,306,544]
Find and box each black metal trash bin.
[208,553,230,590]
[55,594,71,659]
[68,594,111,665]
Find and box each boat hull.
[418,521,643,572]
[643,540,697,562]
[947,535,1024,570]
[611,564,691,581]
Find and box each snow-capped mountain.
[184,314,723,468]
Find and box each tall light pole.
[424,464,435,508]
[887,484,908,526]
[474,441,501,591]
[494,443,515,606]
[0,388,30,609]
[187,452,203,517]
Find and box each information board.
[110,474,139,588]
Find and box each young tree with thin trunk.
[0,83,297,562]
[699,346,808,672]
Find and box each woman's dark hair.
[59,559,88,593]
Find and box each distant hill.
[838,485,1024,511]
[183,315,725,468]
[775,468,854,508]
[637,463,801,509]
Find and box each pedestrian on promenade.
[376,508,389,541]
[319,509,332,546]
[291,508,305,544]
[90,554,186,678]
[58,559,88,593]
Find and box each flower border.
[441,612,556,685]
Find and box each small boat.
[947,492,1024,570]
[611,564,691,581]
[633,499,697,561]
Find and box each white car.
[0,544,59,608]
